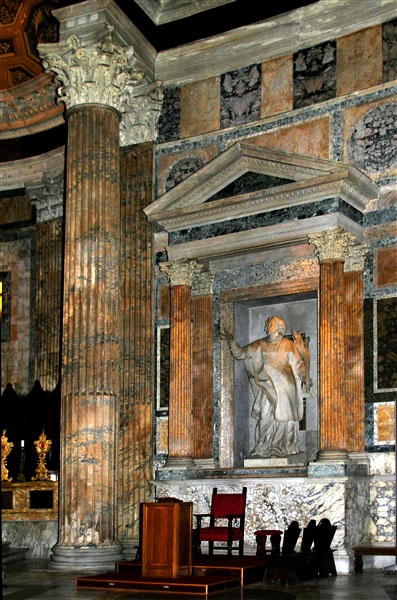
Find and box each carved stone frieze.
[38,27,146,112]
[308,227,357,262]
[160,259,204,287]
[120,80,164,145]
[344,243,368,272]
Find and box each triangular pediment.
[145,142,378,233]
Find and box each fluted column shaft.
[192,272,214,463]
[53,104,122,566]
[318,259,347,452]
[309,227,357,462]
[118,143,154,547]
[160,260,203,467]
[344,246,366,454]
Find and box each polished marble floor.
[1,560,396,600]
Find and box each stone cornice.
[135,0,236,25]
[155,0,397,85]
[166,213,364,267]
[0,147,65,192]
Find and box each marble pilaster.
[160,259,203,467]
[192,271,215,467]
[344,244,367,461]
[308,227,356,465]
[118,142,155,554]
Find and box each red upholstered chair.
[193,487,247,557]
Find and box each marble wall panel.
[382,18,397,83]
[344,100,397,180]
[293,41,336,109]
[2,520,58,558]
[157,145,217,196]
[261,55,293,119]
[337,26,382,97]
[374,402,395,445]
[0,195,31,224]
[375,246,397,288]
[220,63,261,129]
[180,77,220,138]
[247,117,330,159]
[158,86,181,144]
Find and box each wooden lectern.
[141,499,193,578]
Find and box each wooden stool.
[255,529,283,557]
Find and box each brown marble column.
[344,244,367,460]
[160,260,203,467]
[118,143,155,553]
[39,27,148,570]
[192,271,215,467]
[309,227,356,462]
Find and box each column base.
[164,456,195,469]
[308,449,351,476]
[193,457,215,469]
[49,542,124,571]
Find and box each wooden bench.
[353,545,397,574]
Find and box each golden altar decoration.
[1,429,14,482]
[32,430,52,481]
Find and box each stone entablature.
[155,0,396,85]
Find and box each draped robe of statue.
[228,320,310,458]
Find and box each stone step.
[2,544,30,564]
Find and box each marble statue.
[223,316,312,458]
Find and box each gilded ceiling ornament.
[344,243,368,272]
[38,26,146,111]
[160,260,204,287]
[308,227,357,262]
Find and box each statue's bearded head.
[265,316,285,336]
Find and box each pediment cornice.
[145,143,379,232]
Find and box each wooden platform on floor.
[76,556,266,595]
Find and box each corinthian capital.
[308,227,357,262]
[192,271,214,296]
[38,27,146,112]
[344,243,368,272]
[120,80,163,145]
[160,260,204,287]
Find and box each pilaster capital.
[160,260,204,287]
[308,227,357,262]
[192,271,214,296]
[120,80,163,145]
[344,243,368,272]
[26,173,64,222]
[38,27,146,112]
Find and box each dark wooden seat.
[263,521,302,586]
[353,545,397,574]
[313,518,337,578]
[193,487,247,557]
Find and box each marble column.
[27,175,64,392]
[308,227,356,464]
[160,260,203,467]
[39,28,146,570]
[192,271,215,468]
[344,244,368,462]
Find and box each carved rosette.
[191,270,214,296]
[120,80,163,145]
[160,260,204,287]
[308,227,357,262]
[38,27,146,112]
[344,243,367,272]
